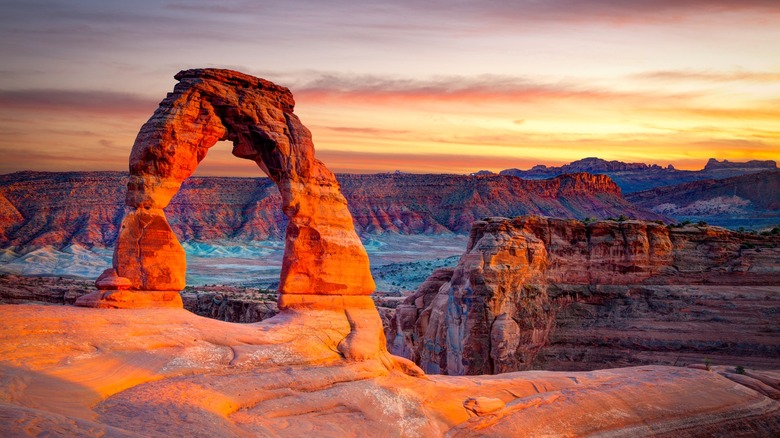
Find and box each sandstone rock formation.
[76,69,374,313]
[2,304,779,437]
[0,192,23,244]
[389,216,780,375]
[71,69,406,366]
[340,171,657,233]
[0,275,282,324]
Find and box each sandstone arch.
[81,68,374,307]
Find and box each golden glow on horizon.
[1,2,779,176]
[2,70,778,177]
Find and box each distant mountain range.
[626,170,780,230]
[500,157,777,193]
[2,156,776,252]
[0,171,661,250]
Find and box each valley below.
[0,233,468,293]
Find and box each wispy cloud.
[0,89,157,116]
[323,126,411,136]
[293,73,684,106]
[650,106,780,121]
[317,149,538,174]
[477,0,780,23]
[635,69,780,83]
[165,0,780,25]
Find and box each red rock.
[2,304,779,436]
[0,170,666,250]
[0,192,24,245]
[397,216,780,375]
[94,269,133,291]
[74,290,183,309]
[83,69,392,362]
[113,68,374,298]
[464,397,506,416]
[720,372,780,400]
[112,209,186,291]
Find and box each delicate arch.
[110,68,374,298]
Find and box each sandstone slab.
[1,304,778,437]
[74,290,183,309]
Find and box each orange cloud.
[294,75,671,107]
[635,70,780,83]
[317,149,545,174]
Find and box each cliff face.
[626,170,780,230]
[388,216,780,375]
[0,171,660,249]
[341,172,631,234]
[704,158,777,171]
[0,172,127,249]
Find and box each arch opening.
[191,140,262,178]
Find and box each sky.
[1,0,779,176]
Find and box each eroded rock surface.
[389,216,780,375]
[78,68,373,307]
[2,304,779,437]
[71,69,402,366]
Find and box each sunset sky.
[1,0,779,176]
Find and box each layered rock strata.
[388,216,780,375]
[0,170,663,250]
[626,170,780,230]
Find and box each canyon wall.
[388,216,780,375]
[626,170,780,230]
[0,171,662,250]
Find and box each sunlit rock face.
[415,218,553,375]
[3,304,780,437]
[74,68,398,364]
[93,68,374,299]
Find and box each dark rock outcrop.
[179,288,278,323]
[501,157,778,193]
[704,158,777,171]
[0,275,281,324]
[627,170,780,230]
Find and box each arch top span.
[86,68,375,304]
[126,68,310,210]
